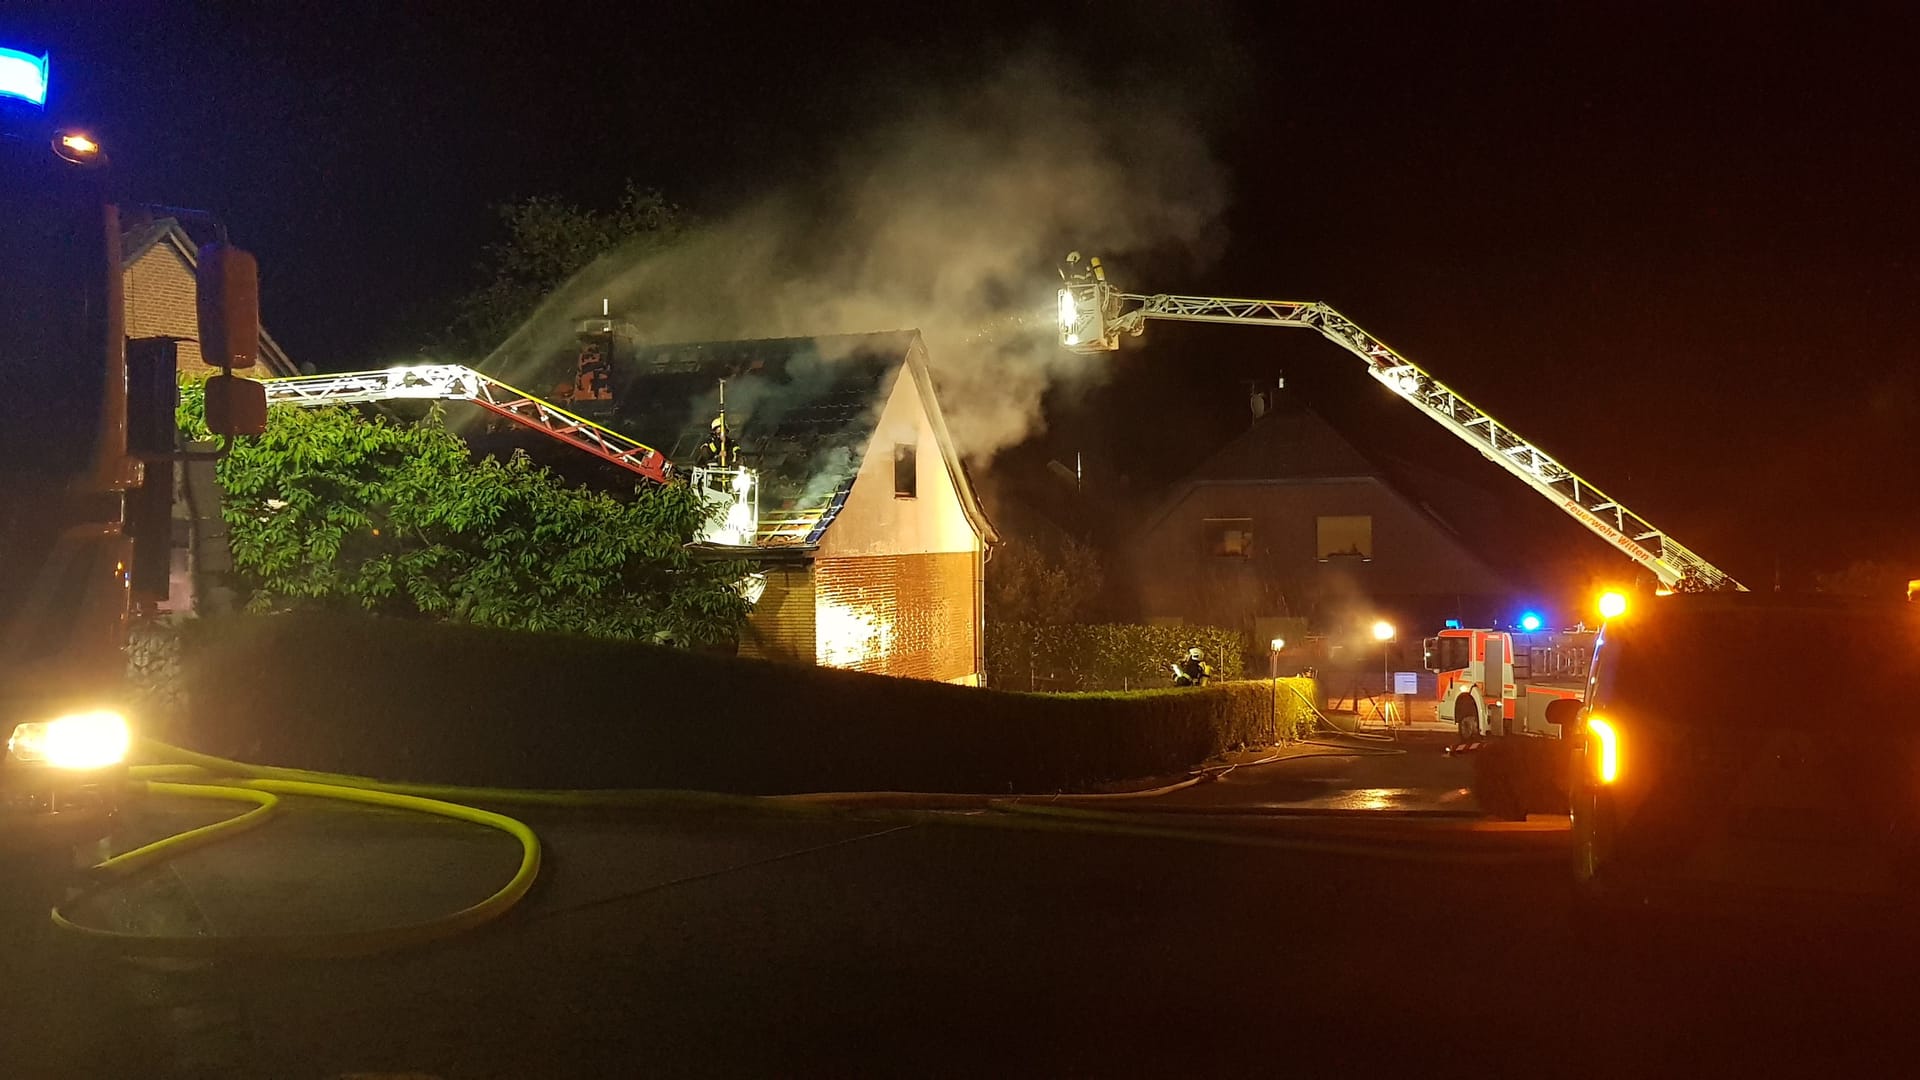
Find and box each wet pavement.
[1152,731,1480,813]
[12,785,1912,1078]
[35,730,1920,1077]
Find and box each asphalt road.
[1151,731,1479,813]
[6,745,1918,1077]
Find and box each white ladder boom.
[1060,273,1741,591]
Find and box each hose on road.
[50,744,544,959]
[49,730,1444,956]
[1274,679,1405,754]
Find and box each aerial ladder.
[1056,253,1744,593]
[259,364,760,547]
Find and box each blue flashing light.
[1519,612,1543,632]
[0,47,50,107]
[1444,618,1462,629]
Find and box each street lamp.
[1371,620,1395,725]
[1268,636,1286,680]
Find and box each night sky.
[10,1,1917,586]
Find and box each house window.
[1317,515,1372,561]
[1204,518,1254,557]
[893,443,917,498]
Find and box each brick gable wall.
[814,552,977,683]
[124,246,225,377]
[123,239,292,378]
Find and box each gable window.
[1317,515,1372,561]
[1204,518,1254,558]
[893,443,917,498]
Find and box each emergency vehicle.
[1,43,265,858]
[1424,626,1593,743]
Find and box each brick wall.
[814,552,977,682]
[124,246,225,378]
[740,563,816,663]
[123,238,293,378]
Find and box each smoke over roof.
[482,53,1227,461]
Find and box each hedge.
[987,622,1247,691]
[174,613,1317,795]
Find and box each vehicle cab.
[1426,625,1593,742]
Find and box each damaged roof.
[612,330,992,547]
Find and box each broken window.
[1204,518,1254,557]
[1317,515,1373,561]
[894,443,917,498]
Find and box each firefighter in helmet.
[1171,646,1213,687]
[697,415,738,469]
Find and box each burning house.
[615,331,998,683]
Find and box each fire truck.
[1,44,266,862]
[1423,625,1593,743]
[1056,254,1743,814]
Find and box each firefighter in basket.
[697,415,739,469]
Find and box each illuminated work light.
[7,710,132,770]
[1058,284,1115,352]
[0,46,50,107]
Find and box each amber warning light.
[1586,716,1620,784]
[52,129,105,165]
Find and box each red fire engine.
[1424,626,1593,743]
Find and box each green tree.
[180,391,749,646]
[443,181,687,357]
[986,532,1106,626]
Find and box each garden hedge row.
[987,622,1249,691]
[176,613,1317,794]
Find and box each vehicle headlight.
[7,710,132,770]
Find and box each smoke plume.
[481,54,1227,459]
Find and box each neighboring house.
[615,331,998,684]
[122,216,300,617]
[1127,401,1518,647]
[121,215,299,378]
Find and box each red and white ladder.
[261,364,759,546]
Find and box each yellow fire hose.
[51,743,544,958]
[54,735,1475,957]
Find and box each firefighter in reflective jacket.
[1171,647,1213,687]
[698,415,738,469]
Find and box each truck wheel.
[1456,700,1480,743]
